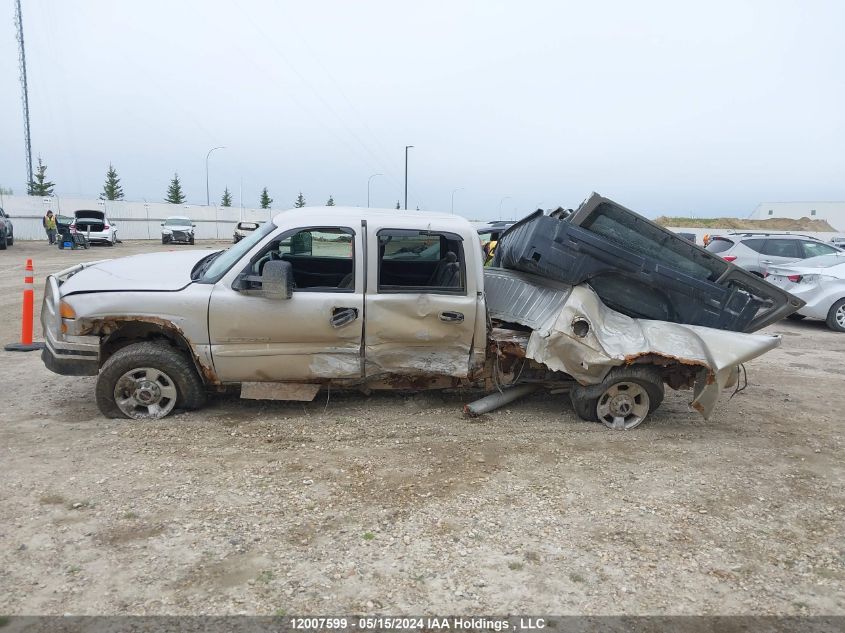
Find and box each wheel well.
[98,321,201,377]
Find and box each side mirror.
[261,260,293,300]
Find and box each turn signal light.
[723,255,737,262]
[59,301,76,319]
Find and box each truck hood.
[59,250,214,294]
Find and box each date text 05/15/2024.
[290,617,546,631]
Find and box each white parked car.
[767,252,845,332]
[161,216,196,245]
[233,221,261,243]
[70,210,117,246]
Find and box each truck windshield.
[200,220,276,282]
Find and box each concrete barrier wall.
[0,194,275,241]
[3,194,844,244]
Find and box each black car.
[0,207,14,249]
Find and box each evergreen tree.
[395,200,400,210]
[165,172,186,204]
[221,187,233,207]
[294,192,306,208]
[27,157,55,196]
[100,163,124,200]
[326,195,335,206]
[260,187,273,209]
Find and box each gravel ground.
[0,240,843,615]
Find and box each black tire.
[826,298,845,333]
[570,365,664,429]
[786,313,806,321]
[189,237,195,245]
[0,234,6,250]
[7,232,12,246]
[96,341,206,419]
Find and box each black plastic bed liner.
[491,193,803,332]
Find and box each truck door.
[364,227,477,378]
[208,226,363,382]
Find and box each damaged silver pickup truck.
[41,194,803,429]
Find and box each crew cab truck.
[41,205,788,429]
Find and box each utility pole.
[498,195,511,221]
[367,173,382,208]
[404,145,414,210]
[451,187,464,214]
[15,0,33,186]
[205,146,225,206]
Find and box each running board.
[240,382,320,401]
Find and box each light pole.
[367,173,383,208]
[450,187,464,214]
[205,146,225,206]
[498,195,511,221]
[404,145,414,210]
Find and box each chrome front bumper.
[40,275,99,376]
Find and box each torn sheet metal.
[501,278,781,419]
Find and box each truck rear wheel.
[570,366,664,430]
[96,341,206,419]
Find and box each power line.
[14,0,33,186]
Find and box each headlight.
[162,229,172,234]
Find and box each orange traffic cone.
[4,259,45,352]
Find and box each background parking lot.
[1,240,843,614]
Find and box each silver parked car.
[161,216,195,245]
[705,233,841,276]
[767,252,845,332]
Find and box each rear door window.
[741,238,766,253]
[377,230,465,293]
[761,239,800,258]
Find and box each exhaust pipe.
[463,384,539,416]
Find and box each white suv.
[705,233,841,276]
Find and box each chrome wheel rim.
[596,381,650,430]
[837,304,845,328]
[114,367,178,419]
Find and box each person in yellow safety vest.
[483,240,498,266]
[43,210,58,245]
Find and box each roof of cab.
[271,206,474,233]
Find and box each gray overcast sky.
[1,0,844,219]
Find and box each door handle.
[330,307,359,328]
[439,311,464,323]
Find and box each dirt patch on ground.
[0,240,843,615]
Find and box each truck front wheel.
[570,366,664,430]
[95,341,206,419]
